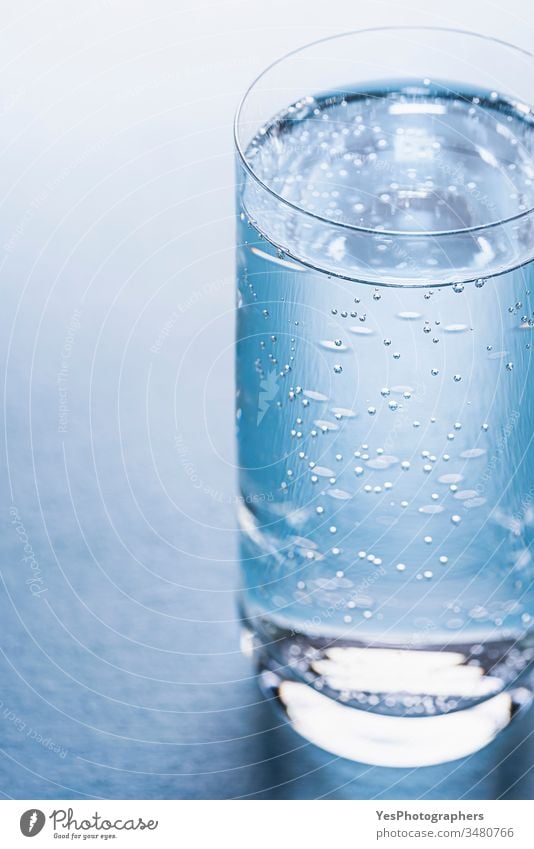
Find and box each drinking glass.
[234,28,534,766]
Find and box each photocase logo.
[20,809,45,837]
[257,368,280,425]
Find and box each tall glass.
[234,28,534,766]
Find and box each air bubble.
[453,374,462,382]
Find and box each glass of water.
[234,28,534,766]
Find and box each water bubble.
[482,423,489,431]
[475,278,486,288]
[396,563,406,572]
[354,466,364,476]
[423,464,432,473]
[423,570,433,579]
[373,291,381,301]
[335,453,343,461]
[400,500,409,507]
[506,362,514,371]
[381,387,390,397]
[329,526,337,534]
[454,422,462,430]
[452,283,464,293]
[367,406,376,415]
[341,311,348,318]
[486,345,493,351]
[358,551,367,559]
[451,514,462,525]
[393,352,401,360]
[413,420,420,428]
[333,364,343,374]
[262,309,269,317]
[388,400,398,411]
[439,555,449,564]
[431,368,439,376]
[315,506,324,515]
[331,308,338,315]
[383,338,391,346]
[424,536,433,544]
[423,323,432,334]
[453,374,462,382]
[334,339,343,347]
[401,461,410,471]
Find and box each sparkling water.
[236,83,534,733]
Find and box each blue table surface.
[0,1,532,801]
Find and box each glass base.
[241,619,533,767]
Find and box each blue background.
[0,0,532,799]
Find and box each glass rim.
[234,25,534,239]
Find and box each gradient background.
[0,0,532,799]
